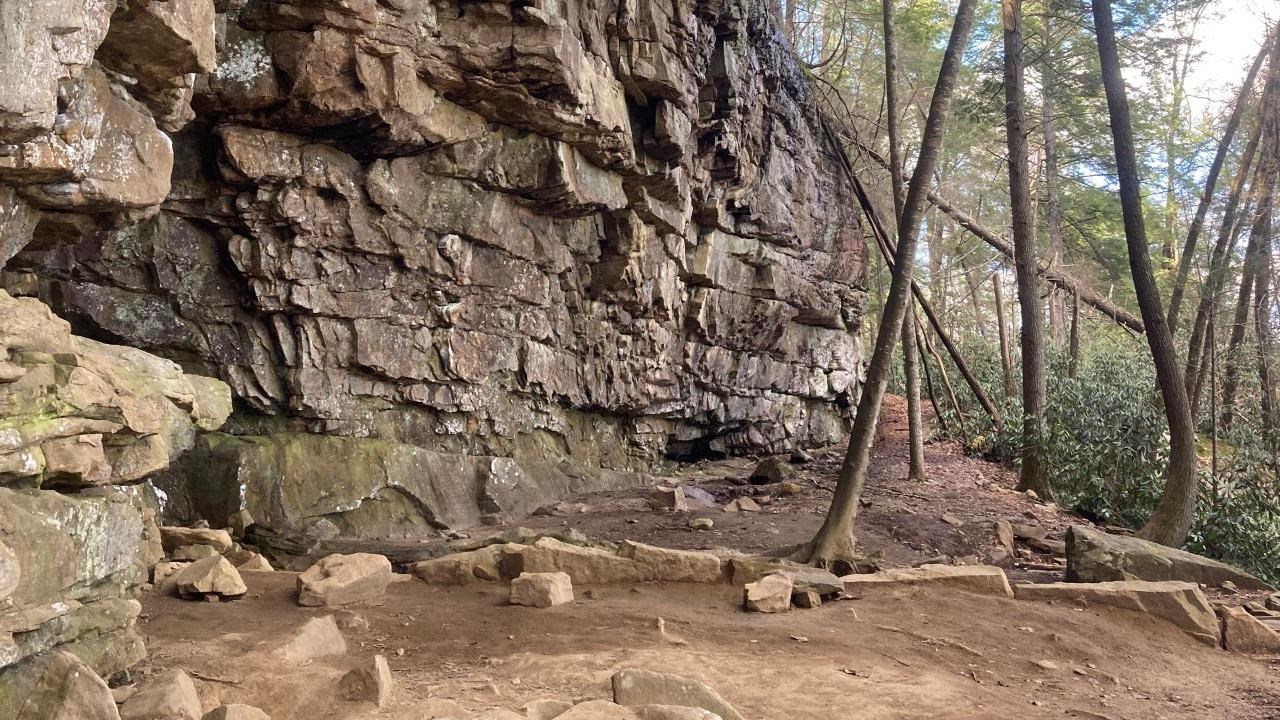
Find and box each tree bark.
[1003,0,1049,497]
[1040,16,1067,343]
[805,0,977,568]
[882,0,926,482]
[1093,0,1198,547]
[1167,33,1273,331]
[1069,286,1081,379]
[1184,122,1262,412]
[993,274,1015,399]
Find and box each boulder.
[510,572,574,608]
[622,542,726,583]
[635,708,724,720]
[721,498,760,513]
[793,590,822,608]
[649,486,688,512]
[524,699,574,720]
[1066,525,1270,590]
[729,558,843,595]
[688,518,714,531]
[680,487,718,508]
[119,670,201,720]
[556,701,639,720]
[235,553,274,572]
[1218,606,1280,654]
[172,545,219,561]
[1013,580,1219,646]
[170,557,246,600]
[412,546,504,585]
[749,457,793,485]
[160,528,233,554]
[841,565,1013,598]
[13,651,119,720]
[339,655,394,707]
[297,553,392,607]
[519,538,646,585]
[272,616,347,663]
[612,669,744,720]
[743,574,792,613]
[994,520,1015,553]
[202,705,271,720]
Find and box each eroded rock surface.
[2,0,868,545]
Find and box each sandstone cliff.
[0,0,866,683]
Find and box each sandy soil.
[135,571,1280,720]
[128,397,1280,718]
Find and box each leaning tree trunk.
[1003,0,1049,497]
[993,274,1015,399]
[1093,0,1199,547]
[804,0,978,569]
[882,0,926,482]
[1184,123,1261,412]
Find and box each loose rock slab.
[510,572,574,608]
[298,553,392,607]
[743,574,792,613]
[120,669,201,720]
[841,564,1013,598]
[1013,580,1220,646]
[272,615,348,663]
[170,557,246,600]
[160,527,232,553]
[1219,606,1280,654]
[612,669,745,720]
[202,705,271,720]
[339,655,394,707]
[15,651,118,720]
[412,546,504,585]
[1067,525,1270,590]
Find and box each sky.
[1183,0,1274,116]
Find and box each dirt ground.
[131,398,1280,719]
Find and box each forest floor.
[133,397,1280,719]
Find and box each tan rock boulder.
[119,669,201,720]
[841,564,1013,598]
[622,542,726,583]
[272,615,347,663]
[172,545,219,561]
[1067,525,1270,590]
[556,701,639,719]
[298,553,392,607]
[743,574,792,613]
[612,669,744,720]
[1013,580,1219,646]
[14,651,119,720]
[202,706,271,720]
[635,707,724,720]
[160,527,233,553]
[412,546,504,585]
[1219,605,1280,654]
[170,557,246,600]
[523,699,574,719]
[510,572,574,608]
[235,553,274,572]
[519,537,646,585]
[339,655,394,707]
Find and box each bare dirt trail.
[138,571,1279,720]
[131,397,1280,719]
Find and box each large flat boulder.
[841,565,1013,598]
[297,553,392,607]
[1066,525,1270,590]
[612,669,744,720]
[1013,580,1220,646]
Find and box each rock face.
[3,650,120,720]
[0,0,868,547]
[1066,526,1270,590]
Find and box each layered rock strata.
[0,0,866,617]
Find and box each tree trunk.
[882,0,926,482]
[1003,0,1049,497]
[805,0,977,568]
[1069,286,1081,379]
[993,274,1015,399]
[1092,0,1198,547]
[1167,33,1273,331]
[1040,17,1067,343]
[1184,122,1262,412]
